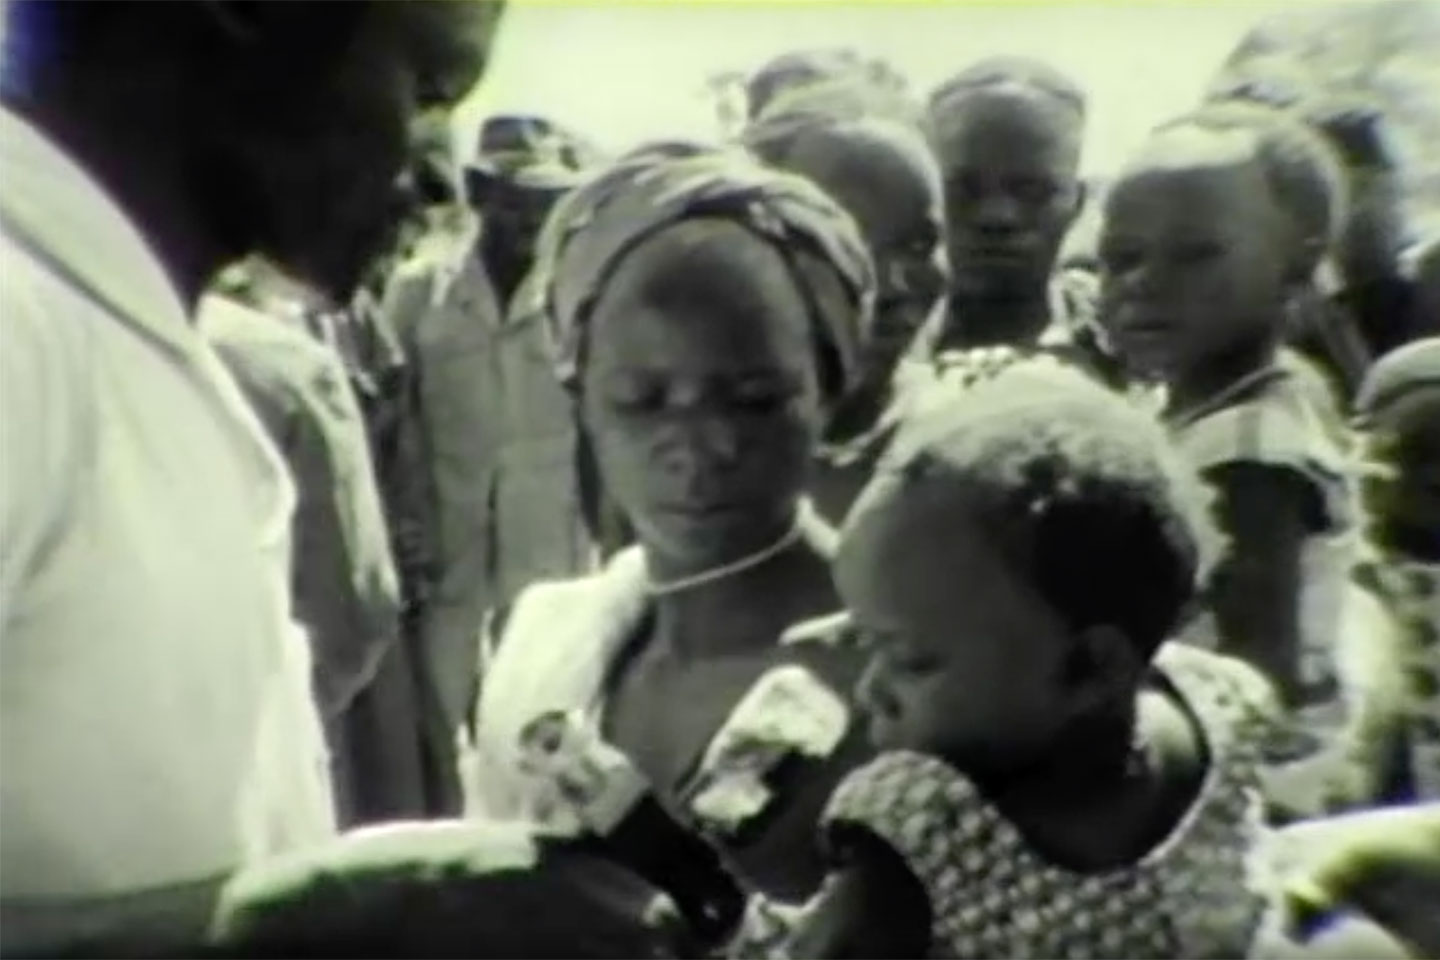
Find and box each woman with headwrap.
[464,142,882,945]
[743,78,948,525]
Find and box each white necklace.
[646,520,805,595]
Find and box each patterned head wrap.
[530,140,877,407]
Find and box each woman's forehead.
[586,220,813,362]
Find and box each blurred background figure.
[745,47,910,124]
[201,279,407,830]
[381,112,596,814]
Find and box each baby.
[768,360,1279,958]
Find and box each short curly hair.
[868,358,1215,658]
[1153,102,1349,275]
[928,55,1087,123]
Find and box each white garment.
[0,108,335,900]
[464,547,650,829]
[464,501,843,833]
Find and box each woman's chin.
[640,506,797,571]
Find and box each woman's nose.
[656,415,741,489]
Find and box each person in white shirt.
[0,1,554,954]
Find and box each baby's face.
[1099,128,1294,382]
[1362,388,1440,551]
[834,475,1071,770]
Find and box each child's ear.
[1063,624,1143,714]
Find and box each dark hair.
[879,362,1209,658]
[929,55,1087,122]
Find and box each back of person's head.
[1153,101,1348,280]
[880,357,1214,660]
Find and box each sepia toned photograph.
[0,0,1437,956]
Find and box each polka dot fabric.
[821,644,1273,958]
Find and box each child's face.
[931,87,1084,303]
[834,476,1074,770]
[1363,387,1440,550]
[783,122,947,388]
[1099,129,1294,382]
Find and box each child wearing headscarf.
[743,358,1277,958]
[1352,338,1440,799]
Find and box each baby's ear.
[1065,624,1142,712]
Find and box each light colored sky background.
[459,0,1346,177]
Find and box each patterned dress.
[810,645,1275,959]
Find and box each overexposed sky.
[460,0,1346,177]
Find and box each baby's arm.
[1204,462,1313,705]
[780,832,932,959]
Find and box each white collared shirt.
[0,108,336,900]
